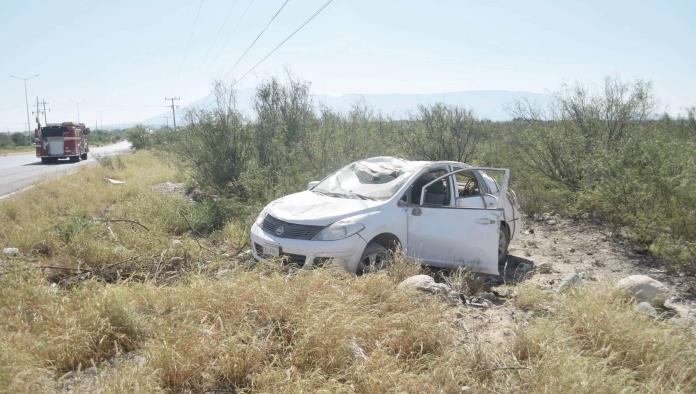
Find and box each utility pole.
[164,97,180,130]
[10,73,39,144]
[39,99,49,125]
[33,96,45,130]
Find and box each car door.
[405,167,509,275]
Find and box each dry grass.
[2,152,696,393]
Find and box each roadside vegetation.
[1,155,694,391]
[132,75,695,274]
[0,132,32,155]
[1,73,695,392]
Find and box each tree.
[403,103,480,162]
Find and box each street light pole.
[10,74,39,144]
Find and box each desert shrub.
[402,103,482,162]
[168,82,253,196]
[125,125,151,150]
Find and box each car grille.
[254,243,306,266]
[261,215,325,240]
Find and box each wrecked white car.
[250,157,521,275]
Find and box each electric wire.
[230,0,335,87]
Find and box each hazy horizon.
[1,0,694,131]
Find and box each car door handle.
[476,218,496,225]
[411,207,422,216]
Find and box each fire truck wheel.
[41,158,49,164]
[81,153,88,160]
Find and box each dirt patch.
[506,216,696,330]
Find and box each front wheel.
[80,152,88,160]
[356,242,390,275]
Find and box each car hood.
[266,191,383,226]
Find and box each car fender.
[355,204,407,251]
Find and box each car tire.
[498,224,510,265]
[356,242,390,275]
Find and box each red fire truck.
[35,122,90,163]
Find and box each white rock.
[634,301,658,317]
[556,272,583,293]
[617,275,670,306]
[2,247,19,256]
[397,274,451,296]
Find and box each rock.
[2,247,19,256]
[546,219,558,225]
[397,275,451,297]
[152,182,187,195]
[171,239,183,248]
[471,291,505,307]
[536,262,555,274]
[617,275,670,306]
[634,301,658,317]
[351,339,368,362]
[103,177,125,185]
[556,272,583,293]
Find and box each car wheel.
[498,224,510,265]
[356,242,390,275]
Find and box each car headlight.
[255,207,268,226]
[313,218,365,241]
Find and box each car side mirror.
[307,181,319,190]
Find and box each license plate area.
[262,244,280,257]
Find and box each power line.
[176,0,206,79]
[231,0,335,87]
[205,0,256,76]
[221,0,290,80]
[195,0,239,73]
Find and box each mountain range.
[138,89,554,127]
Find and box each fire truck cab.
[35,122,90,163]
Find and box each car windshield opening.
[313,158,414,200]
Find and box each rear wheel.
[356,242,390,275]
[498,224,510,265]
[40,157,49,164]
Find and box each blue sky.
[1,0,694,131]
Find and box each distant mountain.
[137,89,554,127]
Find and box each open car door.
[405,167,510,275]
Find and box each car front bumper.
[250,223,367,273]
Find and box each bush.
[125,125,151,150]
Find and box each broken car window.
[313,157,416,200]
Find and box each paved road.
[0,140,132,199]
